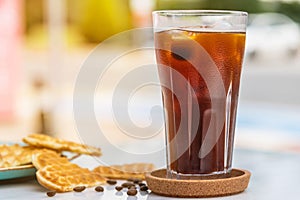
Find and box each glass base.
[167,168,232,180]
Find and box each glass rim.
[152,10,248,17]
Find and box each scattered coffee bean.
[115,186,123,191]
[121,182,135,188]
[136,181,143,186]
[95,186,104,192]
[46,191,56,197]
[127,178,143,183]
[133,178,142,184]
[106,179,117,185]
[129,185,136,190]
[140,185,149,191]
[127,189,138,196]
[138,182,146,187]
[73,186,86,192]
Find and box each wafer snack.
[31,149,73,170]
[23,133,101,156]
[32,150,106,192]
[93,163,155,180]
[37,166,106,192]
[0,144,38,168]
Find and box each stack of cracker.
[0,144,37,168]
[1,133,155,193]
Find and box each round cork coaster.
[145,168,251,198]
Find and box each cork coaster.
[145,168,251,198]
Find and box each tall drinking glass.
[153,10,247,179]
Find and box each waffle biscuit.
[23,133,101,156]
[36,166,106,192]
[93,163,155,180]
[33,150,106,192]
[0,144,38,168]
[31,149,71,170]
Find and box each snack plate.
[0,141,81,182]
[0,164,36,181]
[0,141,36,181]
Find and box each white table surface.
[1,148,299,200]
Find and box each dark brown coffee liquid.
[155,30,245,175]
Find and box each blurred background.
[0,0,300,155]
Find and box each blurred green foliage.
[156,0,263,13]
[276,2,300,23]
[202,0,263,13]
[156,0,300,23]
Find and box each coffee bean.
[127,189,138,196]
[95,186,104,192]
[136,181,143,185]
[129,185,136,190]
[140,185,148,191]
[121,182,135,188]
[133,178,142,184]
[46,191,56,197]
[138,182,146,187]
[73,186,86,192]
[127,178,143,184]
[106,179,117,185]
[115,186,123,191]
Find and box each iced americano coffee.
[153,10,247,178]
